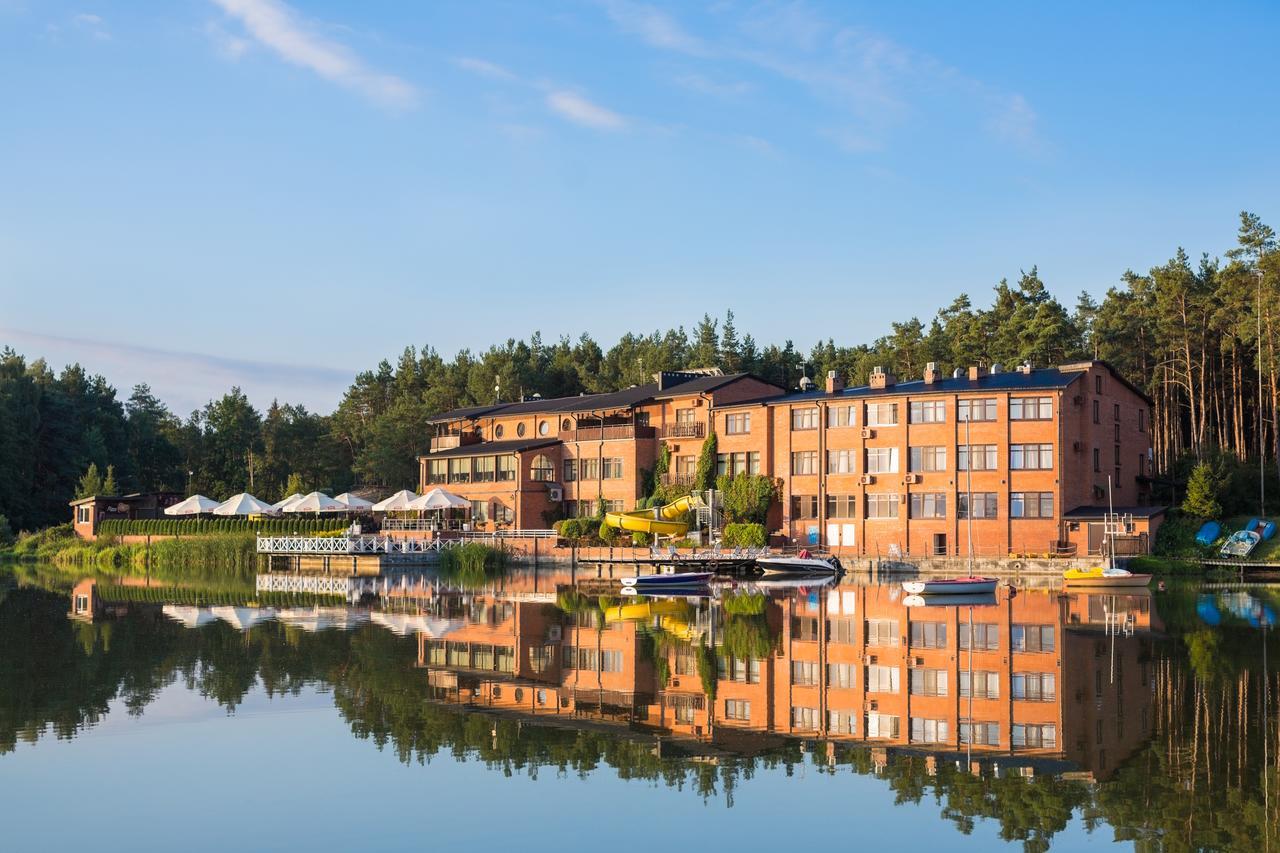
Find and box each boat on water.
[754,551,841,576]
[904,592,998,608]
[901,576,998,596]
[1062,566,1152,587]
[620,571,715,587]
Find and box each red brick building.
[421,361,1163,557]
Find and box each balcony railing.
[659,422,704,439]
[430,432,482,452]
[660,473,697,487]
[559,424,656,442]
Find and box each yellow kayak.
[1063,566,1152,587]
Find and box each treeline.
[2,211,1276,531]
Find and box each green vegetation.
[1183,459,1225,518]
[96,517,346,537]
[694,430,718,491]
[722,522,767,548]
[437,543,508,588]
[716,473,777,525]
[49,532,260,585]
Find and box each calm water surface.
[2,563,1277,852]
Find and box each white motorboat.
[755,553,841,576]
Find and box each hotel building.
[421,360,1163,557]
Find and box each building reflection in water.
[394,569,1159,781]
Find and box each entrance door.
[932,533,947,556]
[1087,523,1106,555]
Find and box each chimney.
[869,366,896,390]
[967,365,987,382]
[923,361,939,385]
[825,370,845,394]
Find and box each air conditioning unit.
[547,486,563,502]
[546,624,562,642]
[694,398,704,406]
[861,427,875,439]
[903,473,920,485]
[914,656,925,666]
[868,700,879,711]
[867,654,878,665]
[860,474,875,485]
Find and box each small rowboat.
[904,592,998,608]
[1062,567,1152,587]
[901,576,998,596]
[621,572,714,587]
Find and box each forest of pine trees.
[1,211,1275,533]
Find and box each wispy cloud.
[453,56,517,82]
[598,0,708,56]
[545,90,627,131]
[71,10,110,40]
[671,72,750,97]
[1,327,353,415]
[209,0,415,108]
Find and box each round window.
[492,686,502,699]
[561,418,571,431]
[495,424,504,438]
[517,422,526,437]
[514,688,525,703]
[538,420,549,436]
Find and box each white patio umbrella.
[283,491,347,513]
[211,605,277,631]
[161,604,217,628]
[277,606,369,632]
[212,493,278,516]
[408,488,471,511]
[372,489,419,512]
[333,492,375,511]
[164,494,220,516]
[272,492,305,511]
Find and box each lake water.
[1,563,1276,852]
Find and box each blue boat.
[1195,521,1221,546]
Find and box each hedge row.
[722,523,767,548]
[97,518,348,537]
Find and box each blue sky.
[2,0,1278,413]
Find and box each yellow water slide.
[604,494,700,537]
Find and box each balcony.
[430,431,482,453]
[660,422,704,439]
[660,473,697,487]
[559,424,656,442]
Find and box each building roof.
[426,372,778,424]
[419,438,559,460]
[1062,505,1168,519]
[69,491,181,507]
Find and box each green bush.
[0,514,14,549]
[96,517,347,537]
[722,522,767,548]
[715,474,778,525]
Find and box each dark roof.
[427,372,775,423]
[1062,505,1168,519]
[419,438,559,460]
[69,492,181,507]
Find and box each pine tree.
[720,310,741,372]
[1182,461,1223,519]
[102,464,118,496]
[76,463,103,499]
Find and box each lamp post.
[1259,267,1266,518]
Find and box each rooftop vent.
[952,368,965,379]
[990,363,1003,374]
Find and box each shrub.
[1183,461,1224,519]
[694,431,718,491]
[0,514,14,549]
[722,522,767,548]
[716,474,778,525]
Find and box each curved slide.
[604,494,700,537]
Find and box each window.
[791,407,819,430]
[675,643,698,675]
[724,699,751,721]
[1093,399,1100,423]
[959,670,1000,699]
[827,617,858,644]
[866,403,899,426]
[1010,443,1054,470]
[1096,375,1103,394]
[77,505,91,524]
[470,500,488,522]
[1114,424,1121,443]
[494,424,504,438]
[1010,492,1054,518]
[790,495,819,519]
[828,405,855,428]
[909,400,946,423]
[1010,397,1053,420]
[910,718,949,744]
[1114,402,1121,421]
[829,710,857,735]
[960,721,1000,746]
[866,494,899,519]
[719,654,760,684]
[867,713,900,739]
[1093,447,1101,472]
[866,448,899,473]
[958,399,997,422]
[866,664,900,693]
[579,458,599,480]
[1013,723,1057,748]
[493,502,513,524]
[726,412,751,434]
[602,499,624,514]
[473,456,495,482]
[826,494,856,518]
[909,446,946,472]
[791,706,820,730]
[428,459,448,484]
[517,422,527,437]
[957,493,998,519]
[791,616,821,641]
[675,704,695,725]
[959,623,999,650]
[909,493,946,519]
[497,455,516,482]
[792,450,819,475]
[1139,409,1147,432]
[562,459,577,481]
[909,621,947,649]
[910,668,948,697]
[1012,672,1056,701]
[448,457,471,484]
[530,454,554,482]
[957,445,998,470]
[828,663,856,688]
[719,451,758,476]
[676,407,695,423]
[601,650,623,672]
[538,420,550,436]
[1114,444,1121,467]
[866,619,899,647]
[1013,625,1054,650]
[827,448,856,474]
[791,660,820,686]
[602,457,623,479]
[676,455,696,479]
